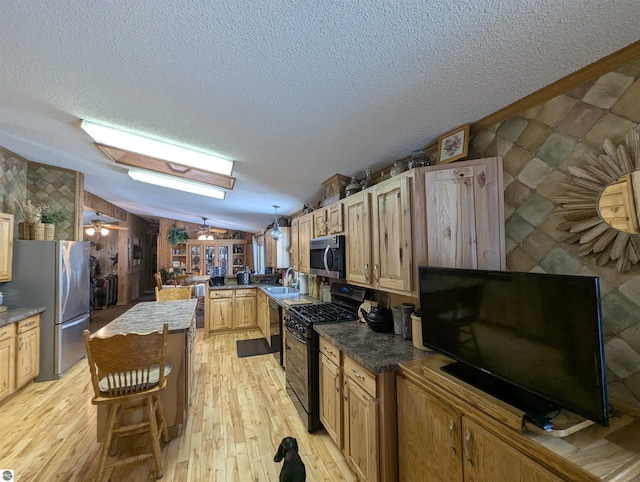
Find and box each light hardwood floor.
[0,328,358,481]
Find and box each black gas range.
[284,283,366,432]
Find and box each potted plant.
[41,209,69,240]
[166,225,189,247]
[19,200,49,240]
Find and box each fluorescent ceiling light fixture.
[81,120,233,176]
[128,169,226,199]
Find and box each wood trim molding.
[471,41,640,134]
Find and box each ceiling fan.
[188,217,227,240]
[83,211,128,236]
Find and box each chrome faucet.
[284,267,293,279]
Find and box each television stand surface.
[523,409,594,437]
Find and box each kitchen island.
[92,298,197,440]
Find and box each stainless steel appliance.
[4,240,90,381]
[284,283,366,431]
[209,266,225,286]
[309,235,346,279]
[269,298,283,365]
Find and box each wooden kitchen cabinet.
[312,202,345,239]
[0,323,16,401]
[297,213,313,274]
[233,289,257,329]
[327,201,345,234]
[345,158,505,296]
[345,175,412,292]
[265,227,291,270]
[397,356,639,482]
[314,209,328,237]
[291,218,299,271]
[319,337,342,448]
[318,334,397,482]
[343,355,379,482]
[15,315,40,389]
[0,212,15,282]
[256,290,269,340]
[422,157,505,270]
[206,288,257,332]
[397,375,558,482]
[0,314,40,403]
[345,190,372,285]
[371,176,412,292]
[208,290,233,331]
[187,240,238,276]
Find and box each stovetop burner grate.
[287,302,358,324]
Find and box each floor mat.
[236,338,276,358]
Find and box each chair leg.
[145,396,164,479]
[96,403,120,482]
[155,395,170,443]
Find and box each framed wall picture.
[437,124,470,164]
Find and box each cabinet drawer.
[0,322,16,341]
[319,337,341,366]
[344,355,376,398]
[17,316,39,334]
[210,290,233,299]
[235,289,256,298]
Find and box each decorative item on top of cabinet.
[0,213,15,282]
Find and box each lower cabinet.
[318,335,396,482]
[343,358,379,482]
[16,316,40,388]
[0,323,16,400]
[256,290,269,339]
[397,375,558,481]
[319,337,342,448]
[0,314,40,403]
[207,288,257,332]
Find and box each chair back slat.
[155,286,191,301]
[83,323,169,398]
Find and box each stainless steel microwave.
[309,235,346,279]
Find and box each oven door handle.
[285,324,307,344]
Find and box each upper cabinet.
[345,158,505,296]
[0,213,14,282]
[345,177,413,292]
[265,227,291,270]
[291,218,299,272]
[297,214,313,273]
[422,157,505,270]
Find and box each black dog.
[274,436,306,482]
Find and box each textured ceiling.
[0,0,638,232]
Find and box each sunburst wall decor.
[556,129,640,273]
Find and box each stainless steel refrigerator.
[4,240,90,381]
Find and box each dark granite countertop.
[207,283,323,308]
[92,299,197,337]
[0,307,47,328]
[314,321,433,374]
[208,283,258,290]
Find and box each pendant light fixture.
[270,205,282,240]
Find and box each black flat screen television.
[418,266,609,426]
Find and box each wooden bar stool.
[155,286,191,301]
[83,323,171,481]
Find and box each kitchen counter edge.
[314,321,433,374]
[0,307,47,328]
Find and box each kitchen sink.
[264,286,299,294]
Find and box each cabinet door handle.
[351,368,365,380]
[363,263,369,282]
[373,264,379,282]
[448,420,457,455]
[464,430,473,467]
[324,347,334,355]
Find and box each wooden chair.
[155,286,191,301]
[82,323,171,481]
[154,272,163,291]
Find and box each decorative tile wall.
[470,57,640,412]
